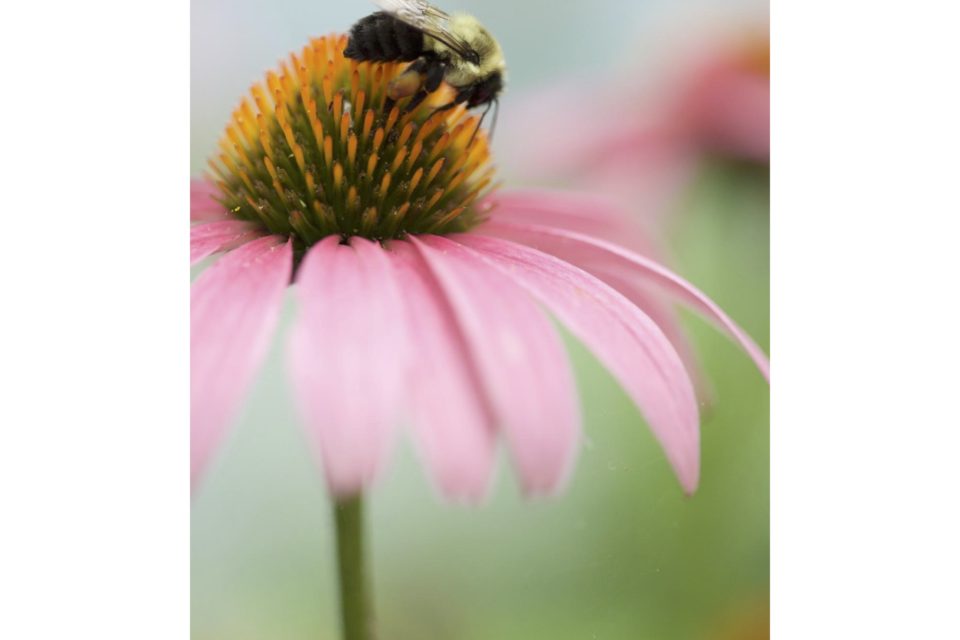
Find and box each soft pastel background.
[191,0,770,638]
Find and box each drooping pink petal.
[191,236,292,487]
[480,220,770,382]
[481,189,664,258]
[190,220,262,266]
[287,237,408,497]
[457,234,701,494]
[411,235,581,496]
[599,270,714,407]
[191,178,230,222]
[386,241,497,501]
[483,190,713,404]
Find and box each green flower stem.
[333,495,373,640]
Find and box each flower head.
[208,34,494,247]
[192,35,769,501]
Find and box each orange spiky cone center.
[208,34,498,246]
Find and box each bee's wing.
[373,0,475,59]
[374,0,448,24]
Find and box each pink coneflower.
[499,79,695,229]
[192,34,768,639]
[499,25,769,223]
[671,30,770,163]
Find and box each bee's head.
[450,14,501,71]
[467,71,504,108]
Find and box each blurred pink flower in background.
[668,30,770,163]
[191,35,769,504]
[498,79,694,230]
[499,20,769,224]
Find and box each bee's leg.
[469,100,497,145]
[488,98,501,142]
[447,84,494,145]
[426,99,463,120]
[402,90,431,114]
[423,59,446,92]
[388,57,432,115]
[402,58,446,115]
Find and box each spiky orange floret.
[208,34,497,245]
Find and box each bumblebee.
[344,0,505,133]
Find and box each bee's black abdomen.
[344,12,424,62]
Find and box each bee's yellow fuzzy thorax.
[209,34,497,246]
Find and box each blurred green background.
[191,1,769,638]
